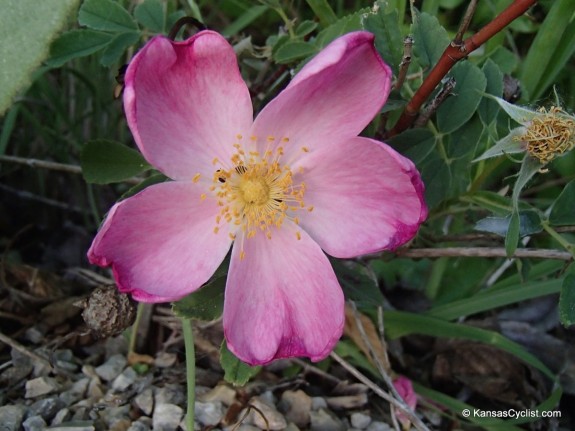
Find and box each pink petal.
[251,31,391,158]
[296,137,427,258]
[124,31,253,180]
[223,225,344,365]
[88,181,232,302]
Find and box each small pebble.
[279,390,312,428]
[22,415,47,431]
[25,377,60,398]
[351,412,372,429]
[127,419,152,431]
[195,401,224,426]
[29,397,64,421]
[198,384,236,406]
[366,421,393,431]
[153,403,184,431]
[134,388,154,416]
[51,408,71,425]
[0,405,26,431]
[95,354,127,381]
[311,397,328,411]
[48,422,96,431]
[245,397,286,430]
[310,408,345,431]
[112,366,137,391]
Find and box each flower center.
[202,135,314,256]
[518,106,575,164]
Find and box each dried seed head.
[80,285,137,338]
[517,106,575,164]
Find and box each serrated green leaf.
[475,210,542,238]
[549,180,575,226]
[478,59,503,125]
[220,340,261,386]
[134,0,165,33]
[314,8,368,49]
[331,259,383,308]
[274,41,318,64]
[100,31,140,66]
[560,273,575,327]
[79,0,138,32]
[172,272,226,321]
[47,29,115,67]
[305,0,337,27]
[361,1,403,74]
[505,210,520,257]
[473,127,525,162]
[0,0,79,115]
[437,62,486,134]
[411,10,450,69]
[81,139,151,184]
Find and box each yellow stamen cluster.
[207,135,313,248]
[518,106,575,164]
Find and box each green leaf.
[79,0,138,32]
[47,29,115,67]
[120,173,168,200]
[305,0,338,27]
[220,341,261,386]
[549,180,575,226]
[134,0,165,33]
[559,273,575,327]
[520,0,575,100]
[361,1,403,74]
[331,259,383,308]
[484,93,538,125]
[274,41,318,64]
[475,209,542,238]
[295,20,318,37]
[427,278,562,321]
[511,155,541,206]
[411,10,450,69]
[478,59,503,125]
[172,270,226,321]
[385,311,555,379]
[472,127,525,162]
[81,139,151,184]
[100,31,140,66]
[461,191,514,216]
[314,8,368,49]
[0,0,79,115]
[437,61,487,134]
[221,5,268,38]
[505,210,520,257]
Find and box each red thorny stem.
[386,0,538,138]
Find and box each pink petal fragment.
[251,31,391,158]
[124,31,253,180]
[296,137,427,258]
[223,225,344,365]
[88,181,232,302]
[393,376,418,429]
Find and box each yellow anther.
[236,134,243,140]
[213,227,219,234]
[282,137,289,143]
[229,233,236,240]
[307,205,314,212]
[296,231,301,241]
[212,157,219,165]
[301,146,309,153]
[267,136,275,142]
[192,173,201,183]
[200,193,207,200]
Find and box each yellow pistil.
[208,135,307,248]
[518,106,575,164]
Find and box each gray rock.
[94,354,127,381]
[97,405,131,429]
[366,421,393,431]
[134,388,154,416]
[350,412,372,429]
[59,378,89,405]
[195,401,224,426]
[152,403,183,431]
[22,415,47,431]
[311,397,327,411]
[198,385,236,406]
[127,419,151,431]
[244,397,286,430]
[154,384,186,406]
[29,397,65,421]
[51,408,71,426]
[279,390,312,428]
[309,409,345,431]
[326,394,368,410]
[0,405,26,431]
[47,421,96,431]
[25,376,60,398]
[111,366,137,391]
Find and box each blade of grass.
[221,5,268,37]
[305,0,338,27]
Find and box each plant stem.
[541,221,575,258]
[182,318,196,431]
[394,246,573,261]
[387,0,538,137]
[128,303,146,356]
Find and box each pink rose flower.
[393,376,418,429]
[88,30,427,365]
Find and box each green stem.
[128,302,145,356]
[542,220,575,258]
[182,318,196,431]
[275,7,295,38]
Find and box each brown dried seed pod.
[80,285,137,338]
